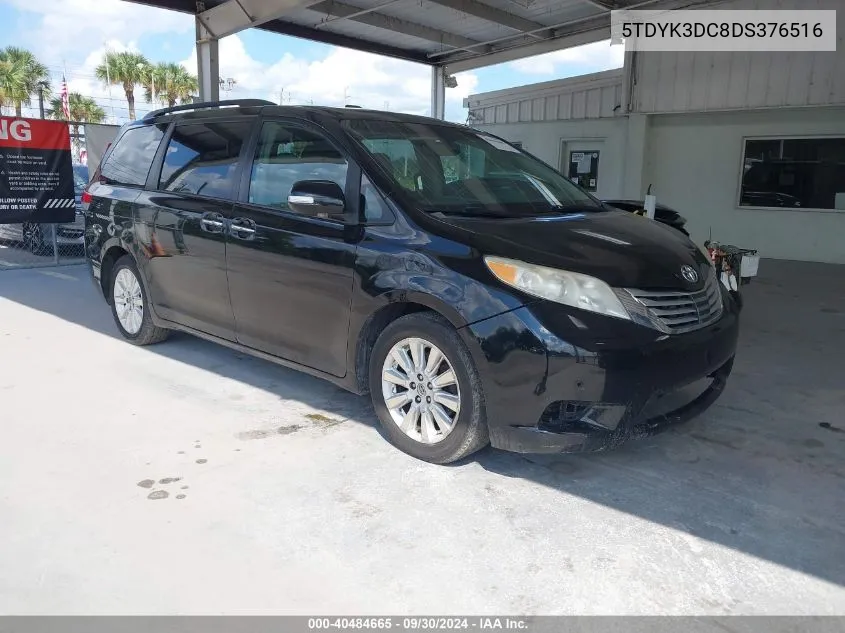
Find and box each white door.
[561,140,605,197]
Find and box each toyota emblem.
[681,265,699,283]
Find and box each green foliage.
[0,46,50,116]
[95,51,150,120]
[142,62,198,107]
[48,92,106,124]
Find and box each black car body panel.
[84,105,739,456]
[460,290,738,452]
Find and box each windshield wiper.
[428,205,516,218]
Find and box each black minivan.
[83,100,739,464]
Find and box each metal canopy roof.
[125,0,715,73]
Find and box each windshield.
[344,119,603,217]
[72,165,89,195]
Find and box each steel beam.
[196,16,220,102]
[430,66,446,120]
[310,1,484,51]
[198,0,324,39]
[425,0,548,35]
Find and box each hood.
[437,209,709,290]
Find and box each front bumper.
[459,287,740,454]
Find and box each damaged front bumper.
[458,287,740,454]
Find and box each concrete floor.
[0,260,843,615]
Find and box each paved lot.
[0,260,843,615]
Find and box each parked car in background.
[85,101,739,464]
[602,199,690,236]
[0,164,88,255]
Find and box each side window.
[360,174,391,222]
[158,120,252,199]
[101,124,164,186]
[248,121,348,212]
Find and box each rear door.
[135,117,255,340]
[226,118,358,377]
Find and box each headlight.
[484,256,630,320]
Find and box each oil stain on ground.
[233,412,342,442]
[140,476,187,501]
[236,424,303,441]
[304,413,344,429]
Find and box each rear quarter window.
[101,124,164,187]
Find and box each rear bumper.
[459,287,740,454]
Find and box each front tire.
[369,312,488,464]
[110,255,169,346]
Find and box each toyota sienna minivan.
[83,100,739,464]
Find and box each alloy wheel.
[381,337,461,444]
[113,268,144,335]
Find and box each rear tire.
[110,255,169,346]
[369,312,488,464]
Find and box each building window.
[740,137,845,210]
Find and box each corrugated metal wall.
[466,70,624,125]
[633,0,845,113]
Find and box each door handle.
[200,212,226,234]
[229,217,256,240]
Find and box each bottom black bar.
[0,617,842,633]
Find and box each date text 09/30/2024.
[308,618,529,630]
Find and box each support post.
[196,16,220,102]
[51,224,59,266]
[430,66,446,120]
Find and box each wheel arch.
[99,242,132,303]
[353,293,466,395]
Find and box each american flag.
[60,75,70,119]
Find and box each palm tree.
[143,62,198,107]
[0,47,50,116]
[48,93,106,160]
[95,51,149,121]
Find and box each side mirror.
[287,180,346,219]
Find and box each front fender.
[364,267,524,330]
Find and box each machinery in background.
[704,240,760,310]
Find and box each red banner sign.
[0,117,76,224]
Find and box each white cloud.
[6,0,193,67]
[181,36,477,120]
[508,39,625,76]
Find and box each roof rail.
[142,99,276,122]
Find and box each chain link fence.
[1,122,118,271]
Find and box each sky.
[0,0,624,124]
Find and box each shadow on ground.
[1,260,844,588]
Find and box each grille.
[617,269,723,335]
